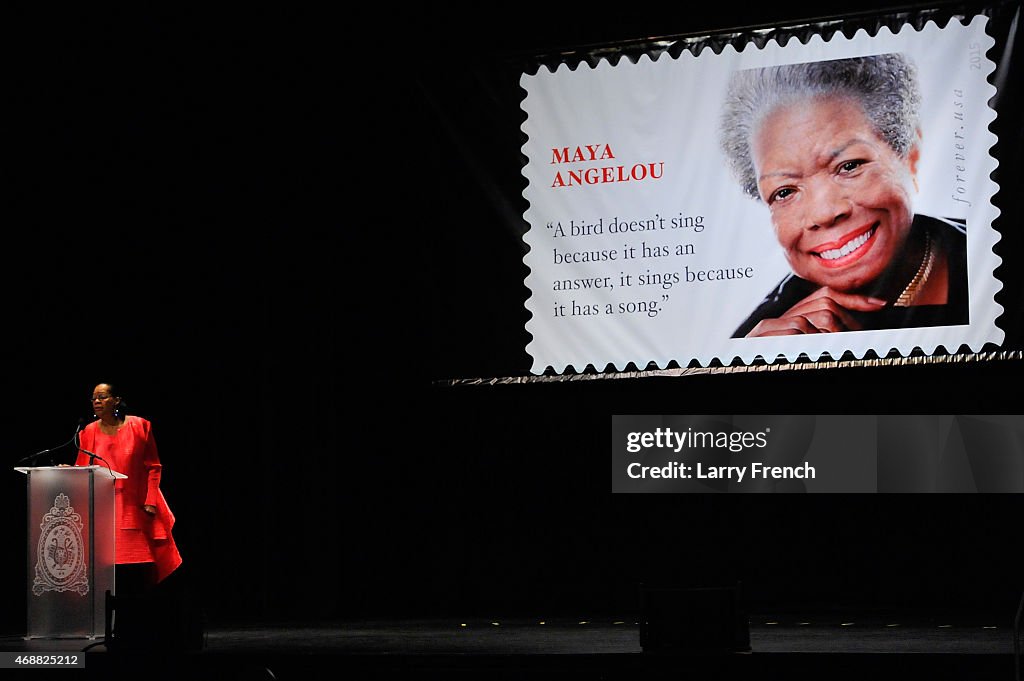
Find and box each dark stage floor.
[1,614,1020,680]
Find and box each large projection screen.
[520,14,1006,374]
[426,1,1023,383]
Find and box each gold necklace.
[894,230,934,307]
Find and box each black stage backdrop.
[2,3,1022,637]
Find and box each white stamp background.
[520,16,1002,374]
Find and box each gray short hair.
[718,53,921,199]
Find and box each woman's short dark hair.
[719,53,922,199]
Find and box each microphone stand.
[15,419,117,480]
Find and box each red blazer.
[76,415,182,582]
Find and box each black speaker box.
[639,583,751,653]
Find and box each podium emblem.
[33,493,88,596]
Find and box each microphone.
[78,446,108,466]
[16,419,85,465]
[15,446,57,466]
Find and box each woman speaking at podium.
[75,382,182,595]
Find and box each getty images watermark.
[623,424,814,483]
[613,415,1024,493]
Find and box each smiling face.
[752,95,919,293]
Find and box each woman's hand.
[746,287,887,337]
[142,504,157,515]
